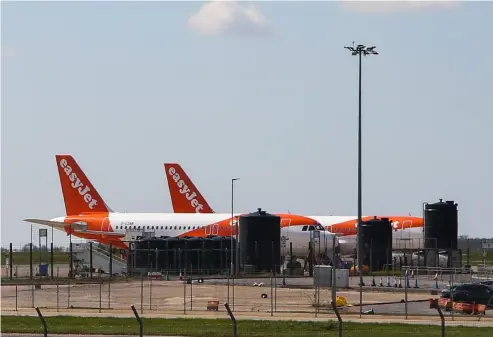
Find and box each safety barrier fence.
[2,273,492,322]
[7,301,465,337]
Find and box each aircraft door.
[212,223,219,236]
[402,220,413,247]
[100,217,113,243]
[280,218,291,259]
[101,217,110,232]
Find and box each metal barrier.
[224,303,237,337]
[35,306,47,337]
[131,304,143,337]
[6,299,489,337]
[331,300,343,337]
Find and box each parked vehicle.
[441,285,457,299]
[440,283,493,308]
[479,280,493,287]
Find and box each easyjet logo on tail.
[59,158,99,209]
[167,167,204,213]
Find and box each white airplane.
[24,155,338,261]
[164,163,425,255]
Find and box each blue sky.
[2,1,493,247]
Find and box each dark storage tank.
[239,208,281,273]
[359,217,392,271]
[424,199,458,250]
[129,236,236,275]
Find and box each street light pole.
[231,178,240,276]
[344,43,378,318]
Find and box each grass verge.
[3,252,69,265]
[1,315,490,337]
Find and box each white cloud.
[340,1,461,13]
[188,1,272,37]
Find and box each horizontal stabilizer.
[23,219,85,230]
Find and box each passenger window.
[188,226,191,230]
[174,226,177,230]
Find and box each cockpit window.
[302,226,308,232]
[317,224,324,230]
[308,225,315,231]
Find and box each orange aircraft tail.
[164,163,214,213]
[55,155,111,216]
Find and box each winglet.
[164,163,214,213]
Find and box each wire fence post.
[227,267,230,304]
[183,273,187,315]
[31,282,35,308]
[99,274,102,313]
[274,265,277,313]
[109,244,112,309]
[149,275,152,310]
[404,270,408,319]
[15,283,18,311]
[315,275,320,317]
[331,300,343,337]
[140,274,144,314]
[56,267,59,312]
[232,274,235,311]
[35,307,48,337]
[436,300,445,337]
[67,272,71,309]
[224,303,238,337]
[131,304,143,337]
[270,276,273,316]
[190,270,193,311]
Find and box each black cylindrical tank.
[424,199,458,250]
[238,208,281,273]
[359,217,392,271]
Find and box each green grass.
[2,251,69,265]
[0,316,490,337]
[463,252,493,265]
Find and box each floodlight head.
[352,51,358,56]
